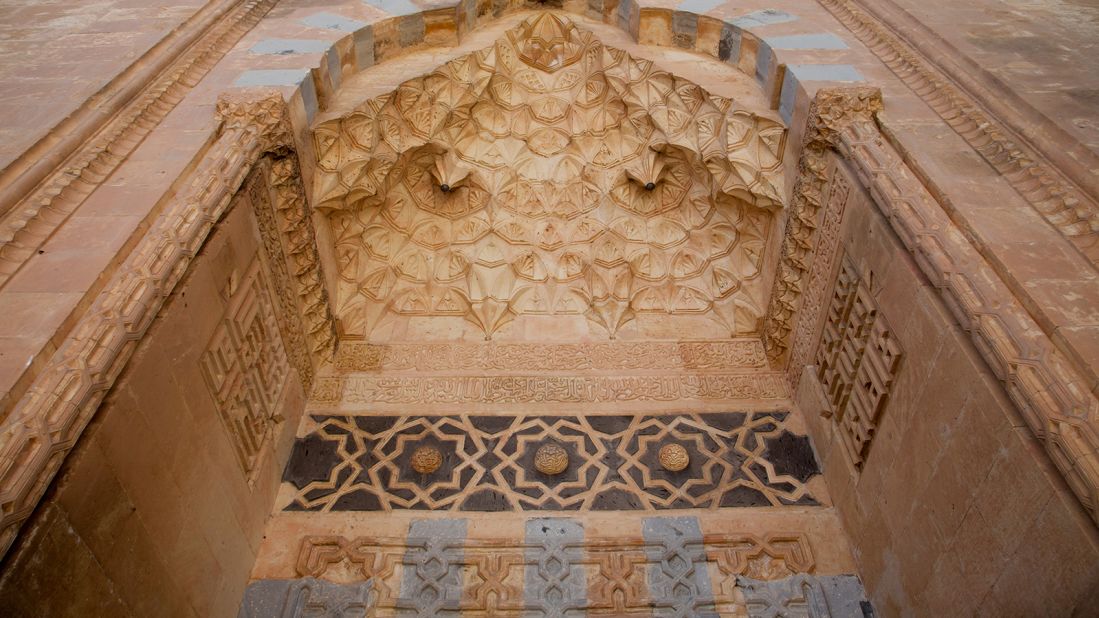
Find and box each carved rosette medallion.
[313,13,786,341]
[534,443,569,475]
[658,443,690,472]
[410,446,443,474]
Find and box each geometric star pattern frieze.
[312,13,786,340]
[281,411,819,511]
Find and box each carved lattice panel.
[815,255,902,470]
[201,257,289,483]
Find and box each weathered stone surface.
[739,573,870,618]
[238,578,373,617]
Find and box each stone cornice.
[816,0,1099,266]
[0,0,279,290]
[836,117,1099,526]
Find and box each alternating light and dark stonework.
[280,411,820,511]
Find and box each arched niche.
[307,12,789,342]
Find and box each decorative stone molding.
[0,89,328,560]
[837,118,1099,525]
[315,373,788,404]
[281,411,818,511]
[762,88,883,364]
[784,171,852,388]
[268,158,339,364]
[0,0,280,288]
[816,0,1099,265]
[335,339,767,371]
[249,155,339,391]
[247,162,315,390]
[313,13,787,340]
[288,528,816,614]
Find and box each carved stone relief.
[837,118,1099,524]
[280,412,819,511]
[314,372,788,404]
[815,254,901,471]
[762,88,881,364]
[200,256,289,484]
[334,338,767,371]
[312,13,787,340]
[248,156,339,391]
[286,526,817,615]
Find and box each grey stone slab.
[756,43,773,84]
[326,47,342,91]
[301,12,368,32]
[399,518,468,616]
[642,516,718,617]
[719,23,741,63]
[364,0,422,17]
[238,578,373,618]
[250,39,332,55]
[354,26,375,69]
[399,12,425,47]
[524,518,587,617]
[677,0,724,14]
[739,574,873,618]
[779,68,798,124]
[786,64,865,83]
[234,69,310,87]
[731,9,798,29]
[765,33,848,50]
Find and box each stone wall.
[794,155,1099,615]
[0,184,306,617]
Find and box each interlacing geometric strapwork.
[200,257,289,484]
[281,412,819,511]
[816,254,902,471]
[312,13,786,339]
[291,529,818,615]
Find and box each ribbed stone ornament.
[410,446,442,474]
[658,443,689,472]
[534,443,569,475]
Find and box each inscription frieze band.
[335,339,768,372]
[314,373,788,404]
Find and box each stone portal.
[244,14,867,616]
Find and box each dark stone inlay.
[764,430,820,483]
[283,434,341,489]
[283,411,820,511]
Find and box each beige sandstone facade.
[0,0,1096,616]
